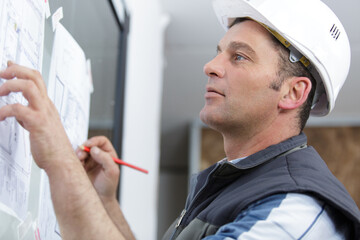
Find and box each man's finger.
[84,136,118,157]
[0,79,44,109]
[76,149,88,162]
[90,147,119,176]
[0,61,47,94]
[0,103,34,124]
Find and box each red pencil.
[79,145,148,174]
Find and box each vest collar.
[225,132,308,170]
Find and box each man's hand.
[0,61,75,170]
[76,137,135,240]
[76,136,120,202]
[0,62,129,240]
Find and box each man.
[160,0,360,239]
[0,1,359,240]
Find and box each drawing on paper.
[37,24,92,240]
[0,0,45,219]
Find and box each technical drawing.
[0,0,45,220]
[53,76,65,113]
[61,89,88,150]
[37,23,92,239]
[0,114,14,156]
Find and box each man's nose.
[203,54,225,78]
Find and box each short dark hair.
[230,18,316,132]
[271,39,316,132]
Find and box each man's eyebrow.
[228,41,256,57]
[217,41,257,60]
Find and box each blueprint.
[0,0,45,220]
[37,23,93,240]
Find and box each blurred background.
[48,0,360,239]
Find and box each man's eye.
[234,54,246,61]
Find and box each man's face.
[200,20,283,134]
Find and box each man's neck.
[222,119,300,161]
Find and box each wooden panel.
[200,127,360,207]
[304,127,360,208]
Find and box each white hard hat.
[213,0,351,116]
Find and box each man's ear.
[278,77,312,110]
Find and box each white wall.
[120,0,168,239]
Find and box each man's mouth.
[206,86,225,97]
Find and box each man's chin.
[199,109,223,129]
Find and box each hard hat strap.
[257,21,311,68]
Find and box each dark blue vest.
[164,133,360,240]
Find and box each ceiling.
[160,0,360,133]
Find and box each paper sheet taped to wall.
[37,23,93,240]
[0,0,45,220]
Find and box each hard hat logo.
[330,24,341,40]
[213,0,351,116]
